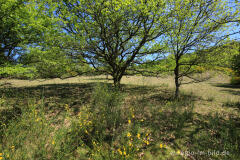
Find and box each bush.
[230,76,240,85]
[0,64,37,79]
[231,53,240,76]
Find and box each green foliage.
[0,0,54,63]
[231,53,240,76]
[202,41,240,74]
[90,83,125,142]
[0,64,37,79]
[20,47,91,79]
[139,53,208,76]
[55,0,170,86]
[230,76,240,85]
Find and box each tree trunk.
[174,61,180,99]
[113,75,121,88]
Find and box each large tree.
[0,0,24,64]
[0,0,44,65]
[163,0,240,98]
[56,0,170,87]
[0,0,67,79]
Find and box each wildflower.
[85,130,88,134]
[137,133,140,139]
[0,157,3,160]
[128,119,131,124]
[0,153,2,156]
[164,144,167,148]
[36,118,40,122]
[123,151,127,156]
[128,142,133,147]
[118,149,122,155]
[144,140,149,145]
[127,132,131,137]
[140,119,144,122]
[160,144,163,148]
[52,140,55,145]
[11,145,15,150]
[132,114,135,118]
[177,150,181,154]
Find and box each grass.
[0,74,239,159]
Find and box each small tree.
[56,0,170,88]
[163,0,239,98]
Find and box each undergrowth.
[0,83,239,160]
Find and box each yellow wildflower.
[118,149,122,155]
[127,132,131,137]
[144,140,149,145]
[128,119,131,124]
[177,150,181,154]
[129,142,133,147]
[0,153,2,156]
[160,144,163,148]
[0,157,3,160]
[123,151,127,156]
[52,140,55,145]
[137,133,140,139]
[132,114,135,118]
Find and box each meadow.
[0,73,239,160]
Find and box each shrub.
[0,64,37,79]
[230,76,240,85]
[231,53,240,76]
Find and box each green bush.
[0,64,37,79]
[230,76,240,85]
[231,53,240,76]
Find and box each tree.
[163,0,240,98]
[0,0,46,65]
[0,0,24,64]
[56,0,170,88]
[20,46,91,78]
[201,41,240,75]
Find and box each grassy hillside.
[0,74,239,160]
